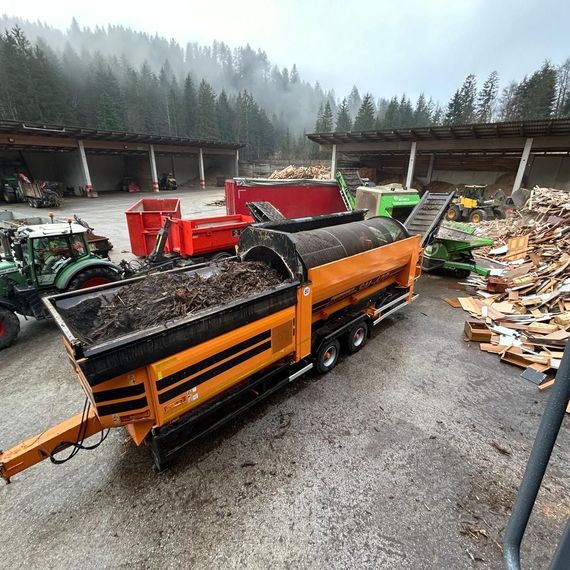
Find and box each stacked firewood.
[268,165,330,180]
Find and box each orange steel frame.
[0,235,421,482]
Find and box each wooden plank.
[444,297,462,308]
[538,379,555,391]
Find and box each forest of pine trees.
[1,17,570,162]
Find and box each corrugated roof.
[0,119,244,149]
[307,118,570,145]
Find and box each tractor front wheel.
[67,267,121,291]
[0,308,20,349]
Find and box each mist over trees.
[1,16,570,162]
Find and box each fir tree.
[335,98,352,131]
[197,79,219,139]
[476,71,499,122]
[320,101,333,131]
[353,94,376,130]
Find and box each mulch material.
[64,261,284,343]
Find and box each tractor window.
[32,234,87,286]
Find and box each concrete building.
[308,118,570,192]
[0,119,243,196]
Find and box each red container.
[165,214,254,258]
[225,178,346,218]
[125,198,182,256]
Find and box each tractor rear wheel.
[67,267,120,291]
[315,339,340,374]
[446,205,461,221]
[343,321,369,354]
[469,209,487,223]
[0,308,20,349]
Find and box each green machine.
[422,220,493,277]
[0,221,121,348]
[336,172,420,222]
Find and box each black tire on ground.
[343,321,369,354]
[446,204,461,221]
[493,207,506,219]
[315,339,341,374]
[210,251,233,261]
[469,208,487,223]
[0,308,20,349]
[67,266,121,291]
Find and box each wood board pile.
[449,187,570,402]
[268,165,330,180]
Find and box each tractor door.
[31,234,89,288]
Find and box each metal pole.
[77,140,96,198]
[235,149,239,178]
[426,153,435,184]
[512,138,533,194]
[503,345,570,570]
[330,144,337,179]
[405,141,417,190]
[198,148,205,189]
[149,144,159,192]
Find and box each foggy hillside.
[1,16,569,160]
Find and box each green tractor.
[0,221,122,348]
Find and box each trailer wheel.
[344,321,369,354]
[0,308,20,349]
[315,339,340,374]
[67,267,120,290]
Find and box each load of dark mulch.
[64,261,284,343]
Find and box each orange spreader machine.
[0,210,422,482]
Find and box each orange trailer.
[0,211,422,482]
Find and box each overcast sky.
[4,0,569,102]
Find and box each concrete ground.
[0,190,569,569]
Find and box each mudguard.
[54,259,121,290]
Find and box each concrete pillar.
[149,144,159,192]
[405,141,417,190]
[513,138,533,193]
[77,140,96,197]
[199,148,205,189]
[330,144,337,179]
[235,149,240,178]
[426,153,435,184]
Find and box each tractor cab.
[15,223,92,289]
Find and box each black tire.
[469,208,487,223]
[493,207,506,220]
[0,308,20,349]
[315,339,340,374]
[446,204,461,221]
[67,266,120,291]
[343,321,369,354]
[210,251,233,261]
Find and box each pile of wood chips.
[448,187,570,404]
[268,165,330,180]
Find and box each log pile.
[452,187,570,396]
[268,165,330,180]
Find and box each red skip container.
[125,198,182,256]
[165,214,254,258]
[225,178,346,218]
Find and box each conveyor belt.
[404,191,455,247]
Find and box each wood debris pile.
[450,187,570,402]
[268,165,330,180]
